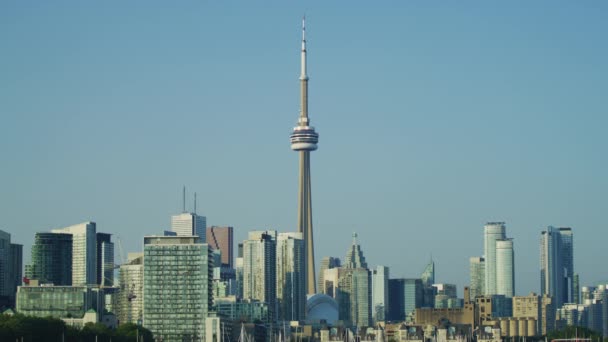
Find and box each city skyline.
[1,2,607,296]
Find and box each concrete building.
[96,233,114,286]
[143,236,212,341]
[290,18,320,295]
[242,230,277,321]
[496,239,514,297]
[318,256,340,294]
[171,212,206,241]
[512,292,554,335]
[541,226,574,309]
[52,222,97,286]
[207,226,233,268]
[25,232,72,285]
[117,252,143,325]
[484,222,506,296]
[276,232,305,321]
[469,257,485,300]
[372,265,389,323]
[0,230,22,308]
[414,305,475,326]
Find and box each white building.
[484,222,506,295]
[276,232,305,321]
[242,230,277,320]
[496,239,514,297]
[117,252,143,325]
[372,265,389,323]
[52,222,97,286]
[171,213,206,242]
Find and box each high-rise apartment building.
[206,226,233,268]
[242,231,277,320]
[143,236,212,341]
[25,232,72,285]
[52,222,97,286]
[372,266,389,323]
[235,242,244,299]
[290,18,320,295]
[496,239,514,297]
[470,256,485,300]
[318,256,340,294]
[541,226,574,309]
[96,233,114,286]
[0,230,22,307]
[276,232,305,321]
[484,222,506,295]
[171,213,206,241]
[117,252,143,325]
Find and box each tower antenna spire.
[194,192,197,214]
[182,186,186,213]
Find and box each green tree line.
[0,314,153,342]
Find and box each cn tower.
[290,17,319,295]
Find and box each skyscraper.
[469,256,485,300]
[0,230,22,308]
[25,232,73,285]
[541,226,574,309]
[96,232,114,286]
[52,222,97,286]
[344,233,368,269]
[496,239,514,297]
[421,259,435,287]
[171,213,206,241]
[143,236,211,341]
[484,222,506,295]
[372,265,389,323]
[290,18,319,295]
[206,226,233,268]
[242,230,277,320]
[117,253,143,325]
[276,232,305,321]
[318,256,341,294]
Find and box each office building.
[207,226,233,268]
[541,226,574,309]
[242,231,277,320]
[484,222,506,295]
[290,18,320,295]
[318,256,340,294]
[496,239,514,297]
[276,232,305,321]
[344,233,368,269]
[52,222,97,286]
[372,266,389,323]
[421,259,435,287]
[96,233,114,286]
[117,253,143,325]
[25,232,72,285]
[0,230,23,308]
[389,278,423,322]
[235,242,244,299]
[143,236,212,341]
[171,212,206,241]
[469,257,485,300]
[337,267,371,327]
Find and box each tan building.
[512,292,554,335]
[414,304,475,326]
[207,226,233,268]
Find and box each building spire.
[300,15,307,80]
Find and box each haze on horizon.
[1,1,607,296]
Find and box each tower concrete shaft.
[290,17,319,295]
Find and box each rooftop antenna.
[182,186,186,213]
[194,192,197,215]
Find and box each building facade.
[372,265,389,323]
[143,236,212,341]
[206,226,233,268]
[276,232,305,321]
[470,256,485,301]
[242,231,277,321]
[25,232,72,285]
[117,253,143,325]
[318,256,340,295]
[484,222,506,296]
[496,239,514,297]
[541,226,574,309]
[96,233,114,286]
[52,222,97,286]
[0,230,23,307]
[171,213,206,241]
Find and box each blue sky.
[1,1,607,295]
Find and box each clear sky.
[1,1,607,296]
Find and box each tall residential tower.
[290,17,319,295]
[540,226,574,309]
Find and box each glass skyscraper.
[541,226,574,309]
[96,233,114,286]
[484,222,506,295]
[469,256,485,300]
[276,232,305,321]
[52,222,97,286]
[25,232,73,285]
[242,231,277,321]
[372,265,389,323]
[143,236,211,341]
